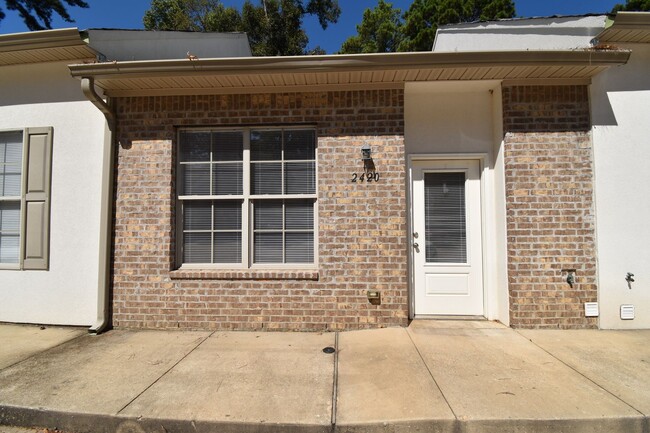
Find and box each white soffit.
[69,50,630,97]
[596,12,650,44]
[0,28,97,66]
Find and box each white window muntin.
[0,130,23,268]
[177,127,318,269]
[0,127,53,271]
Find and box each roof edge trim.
[0,28,88,52]
[69,50,631,79]
[596,12,650,43]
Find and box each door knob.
[413,242,419,248]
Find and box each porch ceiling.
[69,50,630,97]
[0,28,97,66]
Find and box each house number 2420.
[351,172,380,183]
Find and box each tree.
[611,0,650,11]
[398,0,515,51]
[143,0,241,32]
[0,0,88,31]
[244,0,309,56]
[143,0,341,56]
[339,0,403,54]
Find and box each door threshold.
[412,315,486,321]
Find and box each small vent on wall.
[620,305,635,320]
[585,302,599,317]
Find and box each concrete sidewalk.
[0,321,649,433]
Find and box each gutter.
[593,11,650,44]
[68,50,631,79]
[81,77,115,334]
[0,28,86,51]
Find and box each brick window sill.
[169,269,319,281]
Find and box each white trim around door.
[409,155,486,317]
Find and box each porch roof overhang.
[596,12,650,44]
[0,28,98,66]
[69,49,630,97]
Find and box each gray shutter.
[22,127,53,270]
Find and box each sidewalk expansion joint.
[514,330,647,418]
[405,327,458,421]
[115,330,216,416]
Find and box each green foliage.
[143,0,341,56]
[143,0,193,31]
[247,0,309,56]
[398,0,515,51]
[340,0,403,54]
[0,0,89,31]
[305,0,340,29]
[611,0,650,11]
[306,45,327,55]
[339,0,515,54]
[397,0,435,52]
[143,0,241,32]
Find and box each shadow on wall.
[114,91,406,148]
[592,45,650,127]
[502,85,592,133]
[0,62,88,106]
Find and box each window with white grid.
[0,128,53,270]
[0,131,23,265]
[177,128,316,267]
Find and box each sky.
[0,0,623,53]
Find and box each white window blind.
[424,172,467,264]
[0,128,53,270]
[0,131,23,264]
[178,128,316,267]
[253,199,314,264]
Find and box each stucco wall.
[591,44,650,329]
[404,81,509,324]
[433,16,605,52]
[0,61,105,326]
[404,81,498,154]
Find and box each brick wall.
[503,85,598,328]
[111,90,408,330]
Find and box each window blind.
[253,199,314,264]
[0,131,22,197]
[183,200,243,264]
[424,172,467,264]
[0,202,20,264]
[178,128,315,266]
[0,131,23,264]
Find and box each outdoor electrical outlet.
[367,290,381,305]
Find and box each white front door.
[412,159,484,316]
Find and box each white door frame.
[408,153,489,319]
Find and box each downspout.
[81,77,115,334]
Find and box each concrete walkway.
[0,321,649,433]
